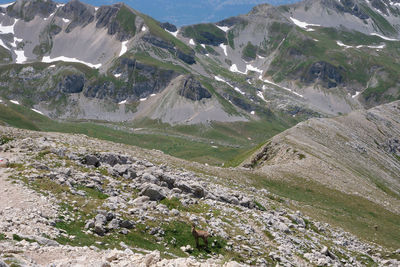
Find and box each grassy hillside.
[0,101,295,166]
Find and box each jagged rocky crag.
[0,126,399,266]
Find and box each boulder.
[112,164,129,176]
[107,218,120,230]
[95,214,107,225]
[140,184,166,201]
[82,155,100,167]
[120,220,134,229]
[191,183,205,198]
[94,222,106,236]
[142,172,158,184]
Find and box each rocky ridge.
[0,126,399,266]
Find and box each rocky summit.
[0,0,400,266]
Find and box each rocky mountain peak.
[6,0,57,21]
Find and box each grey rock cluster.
[1,129,399,267]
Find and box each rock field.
[0,126,399,266]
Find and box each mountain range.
[0,0,400,265]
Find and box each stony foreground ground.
[0,126,399,266]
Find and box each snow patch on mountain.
[216,25,230,32]
[289,17,320,32]
[31,108,44,115]
[214,76,244,95]
[119,41,128,57]
[337,41,385,50]
[257,91,268,103]
[0,18,18,34]
[189,39,195,45]
[370,33,398,41]
[219,43,227,56]
[15,50,27,63]
[42,56,102,69]
[44,11,56,21]
[0,2,14,8]
[10,100,19,105]
[259,75,303,98]
[166,29,179,37]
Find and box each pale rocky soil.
[0,126,399,266]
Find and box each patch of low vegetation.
[162,220,227,258]
[12,234,35,243]
[253,174,400,249]
[182,24,227,46]
[115,6,137,36]
[139,13,192,55]
[242,42,257,61]
[76,185,109,200]
[0,233,6,240]
[254,200,266,211]
[0,135,13,145]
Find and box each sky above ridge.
[0,0,301,26]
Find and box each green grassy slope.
[0,101,294,166]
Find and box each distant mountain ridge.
[0,0,399,127]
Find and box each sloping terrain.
[243,100,400,213]
[0,126,399,266]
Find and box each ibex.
[191,223,210,248]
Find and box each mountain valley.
[0,0,400,266]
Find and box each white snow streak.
[118,100,127,105]
[257,91,268,102]
[43,11,56,21]
[290,17,320,31]
[141,25,147,32]
[0,2,14,8]
[62,18,70,23]
[119,41,128,57]
[214,76,245,95]
[201,44,206,48]
[189,39,195,45]
[31,108,44,115]
[370,33,398,41]
[219,43,227,56]
[140,98,147,102]
[0,39,8,50]
[42,56,102,69]
[10,100,19,105]
[337,40,385,50]
[259,75,303,98]
[114,73,121,78]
